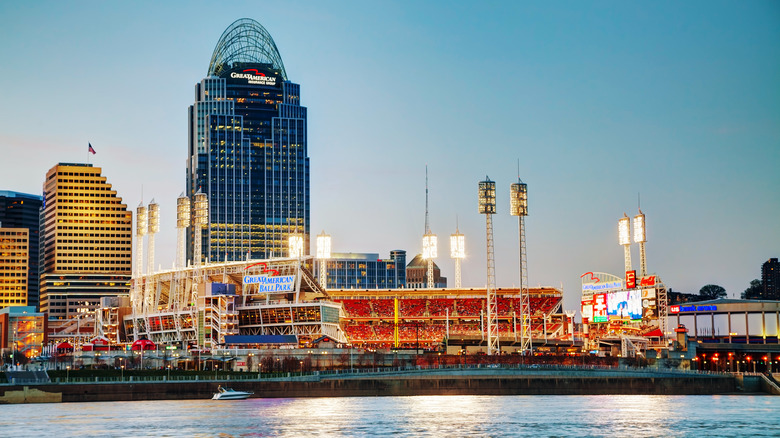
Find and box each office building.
[39,163,132,323]
[0,191,43,309]
[319,250,407,289]
[187,18,309,263]
[406,254,447,288]
[0,228,28,307]
[763,258,779,300]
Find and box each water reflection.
[2,395,779,437]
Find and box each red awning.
[131,339,156,351]
[56,342,74,351]
[643,329,664,337]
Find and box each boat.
[212,386,253,400]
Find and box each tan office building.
[39,163,132,324]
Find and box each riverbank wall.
[0,368,745,404]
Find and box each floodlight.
[288,235,304,258]
[450,233,465,259]
[633,213,646,243]
[423,233,438,259]
[316,232,331,259]
[510,182,528,216]
[618,216,630,246]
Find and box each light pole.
[167,365,171,381]
[316,232,331,289]
[300,360,304,377]
[121,365,124,381]
[510,178,531,354]
[66,365,70,383]
[478,177,499,355]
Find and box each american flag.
[88,143,96,155]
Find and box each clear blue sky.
[1,1,778,313]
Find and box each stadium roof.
[208,18,288,80]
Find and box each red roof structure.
[131,339,156,351]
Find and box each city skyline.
[0,1,778,313]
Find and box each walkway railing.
[3,362,734,385]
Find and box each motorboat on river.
[212,386,253,400]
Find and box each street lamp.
[66,365,71,383]
[300,360,304,377]
[120,365,124,381]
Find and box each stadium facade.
[187,18,309,263]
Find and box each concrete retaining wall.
[0,372,738,404]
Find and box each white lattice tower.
[657,282,668,341]
[192,191,208,305]
[316,231,331,289]
[451,230,464,289]
[479,177,499,355]
[511,179,531,353]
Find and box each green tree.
[741,279,762,300]
[699,284,727,300]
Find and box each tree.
[741,279,763,300]
[699,284,727,300]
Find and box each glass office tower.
[187,18,309,263]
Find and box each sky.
[0,1,778,314]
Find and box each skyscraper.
[187,18,309,264]
[0,228,28,307]
[762,258,779,300]
[39,163,132,321]
[0,191,42,309]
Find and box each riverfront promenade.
[3,364,773,404]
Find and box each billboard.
[581,299,593,320]
[592,293,608,323]
[607,290,642,321]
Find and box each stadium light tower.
[316,231,331,289]
[510,177,531,354]
[176,193,190,269]
[146,200,160,274]
[618,214,632,273]
[633,209,647,277]
[145,200,160,313]
[478,177,499,355]
[193,191,208,267]
[450,225,465,289]
[133,203,147,314]
[422,166,437,288]
[190,191,209,307]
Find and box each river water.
[3,395,779,437]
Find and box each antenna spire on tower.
[425,165,430,233]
